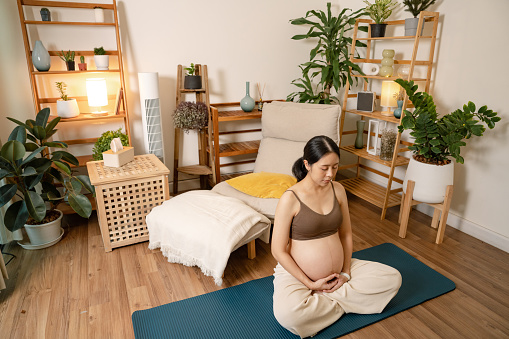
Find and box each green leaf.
[22,166,37,177]
[8,126,27,144]
[32,125,47,140]
[53,160,72,176]
[4,201,29,232]
[44,141,67,148]
[51,151,78,166]
[291,34,309,40]
[35,107,51,128]
[21,146,46,165]
[0,184,17,208]
[45,117,60,134]
[467,101,476,112]
[24,190,46,222]
[1,140,26,162]
[68,193,92,218]
[24,142,39,151]
[26,157,52,173]
[75,175,95,195]
[24,173,44,190]
[47,166,64,183]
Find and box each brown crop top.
[288,183,343,241]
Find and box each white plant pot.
[94,8,105,22]
[24,210,63,246]
[94,55,109,70]
[403,157,454,203]
[57,98,80,118]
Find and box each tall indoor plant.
[0,108,95,246]
[395,79,501,203]
[287,2,367,104]
[402,0,436,36]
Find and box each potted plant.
[94,46,109,70]
[402,0,436,36]
[395,79,501,203]
[78,55,87,71]
[173,101,208,133]
[184,63,202,89]
[94,6,105,22]
[56,81,80,118]
[0,108,95,247]
[287,2,367,104]
[363,0,399,38]
[92,128,129,160]
[58,50,76,71]
[40,8,51,21]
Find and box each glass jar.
[380,128,397,161]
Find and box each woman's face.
[304,152,339,186]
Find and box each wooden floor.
[1,194,508,339]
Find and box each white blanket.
[147,190,271,286]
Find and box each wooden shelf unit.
[339,11,439,220]
[17,0,131,168]
[173,64,212,194]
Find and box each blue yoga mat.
[132,243,455,339]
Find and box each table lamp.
[86,78,108,115]
[380,80,400,116]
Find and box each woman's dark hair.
[292,135,340,182]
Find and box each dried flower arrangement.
[173,101,208,133]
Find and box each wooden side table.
[87,154,170,252]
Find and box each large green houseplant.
[395,79,500,202]
[0,108,95,235]
[287,2,367,104]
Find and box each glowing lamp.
[380,80,400,116]
[86,78,108,115]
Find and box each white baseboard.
[342,165,509,253]
[414,204,509,253]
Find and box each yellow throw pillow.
[226,172,297,199]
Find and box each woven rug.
[132,243,455,338]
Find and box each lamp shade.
[86,78,108,108]
[380,80,399,108]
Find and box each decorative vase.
[405,17,424,36]
[184,75,202,89]
[66,60,75,71]
[355,120,366,149]
[94,7,105,22]
[24,210,63,246]
[379,128,397,161]
[393,100,403,119]
[94,55,109,70]
[397,65,411,78]
[404,157,454,203]
[240,82,255,112]
[40,8,51,21]
[57,99,80,118]
[370,23,387,38]
[32,40,51,72]
[379,49,395,77]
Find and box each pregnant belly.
[290,233,344,281]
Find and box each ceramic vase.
[379,49,395,77]
[355,120,366,149]
[32,40,51,72]
[240,82,255,112]
[394,100,403,119]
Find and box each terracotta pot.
[78,63,87,71]
[403,157,454,203]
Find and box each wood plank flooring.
[1,194,508,339]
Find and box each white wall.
[1,0,507,249]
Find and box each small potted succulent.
[184,63,202,89]
[0,108,95,248]
[78,55,87,71]
[92,128,129,161]
[94,46,109,70]
[40,8,51,21]
[402,0,436,36]
[58,50,76,71]
[395,79,500,203]
[363,0,399,37]
[173,101,208,133]
[56,81,80,118]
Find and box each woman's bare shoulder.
[332,181,348,200]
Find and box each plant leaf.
[24,190,46,222]
[35,107,51,128]
[0,184,17,208]
[1,140,26,162]
[4,201,29,232]
[75,175,95,195]
[68,193,92,218]
[8,126,27,144]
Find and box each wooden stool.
[398,180,454,244]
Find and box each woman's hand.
[307,273,348,293]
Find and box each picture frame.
[357,91,375,112]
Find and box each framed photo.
[357,91,375,112]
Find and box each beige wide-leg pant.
[273,259,402,338]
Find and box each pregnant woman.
[272,135,402,338]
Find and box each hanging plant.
[173,101,208,133]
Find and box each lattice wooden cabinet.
[87,154,170,252]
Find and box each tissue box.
[102,147,134,167]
